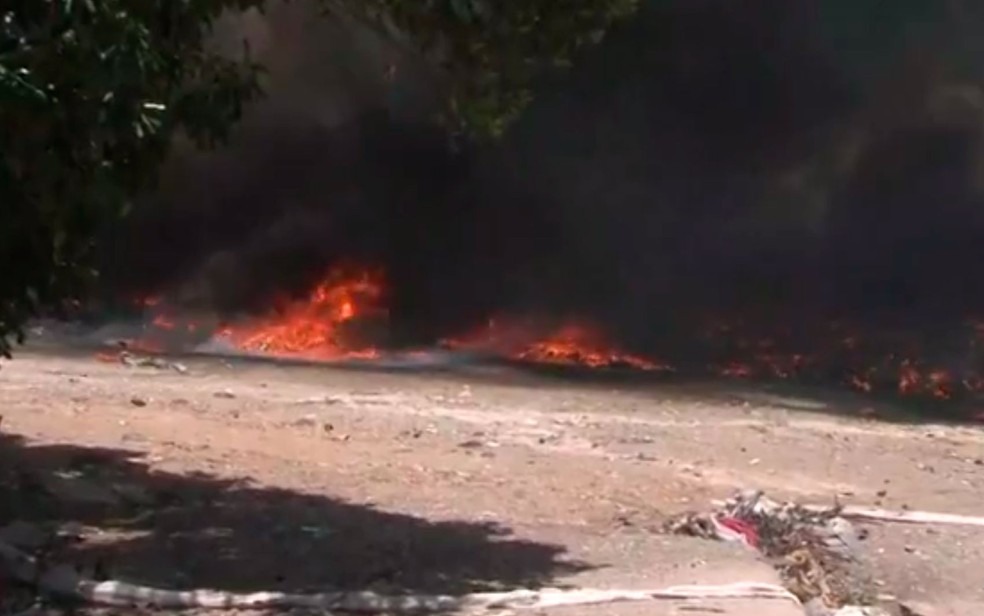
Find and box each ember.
[514,323,670,371]
[696,318,984,400]
[443,319,672,371]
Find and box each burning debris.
[89,261,984,413]
[105,265,388,361]
[441,319,674,371]
[215,264,387,360]
[514,324,667,371]
[91,264,676,372]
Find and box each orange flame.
[216,266,385,359]
[516,323,669,370]
[444,319,671,371]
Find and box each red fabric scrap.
[716,516,760,549]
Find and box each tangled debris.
[95,350,188,374]
[665,490,879,612]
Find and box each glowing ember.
[694,318,984,400]
[216,266,386,359]
[443,319,670,371]
[152,314,178,331]
[516,324,668,370]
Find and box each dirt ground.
[1,346,983,615]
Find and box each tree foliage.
[0,0,639,357]
[340,0,639,137]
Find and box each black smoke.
[96,0,984,357]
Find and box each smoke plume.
[97,0,984,354]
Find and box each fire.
[216,265,385,359]
[109,262,984,408]
[444,319,671,371]
[516,323,670,370]
[152,314,178,331]
[696,319,984,401]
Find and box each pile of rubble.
[666,490,882,615]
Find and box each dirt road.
[1,348,982,615]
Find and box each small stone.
[876,490,887,497]
[214,389,236,399]
[613,514,634,527]
[680,464,703,477]
[293,415,319,428]
[130,396,147,407]
[458,439,484,449]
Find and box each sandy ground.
[1,346,983,615]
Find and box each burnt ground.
[1,345,983,615]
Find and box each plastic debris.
[666,490,877,609]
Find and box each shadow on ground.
[0,432,592,595]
